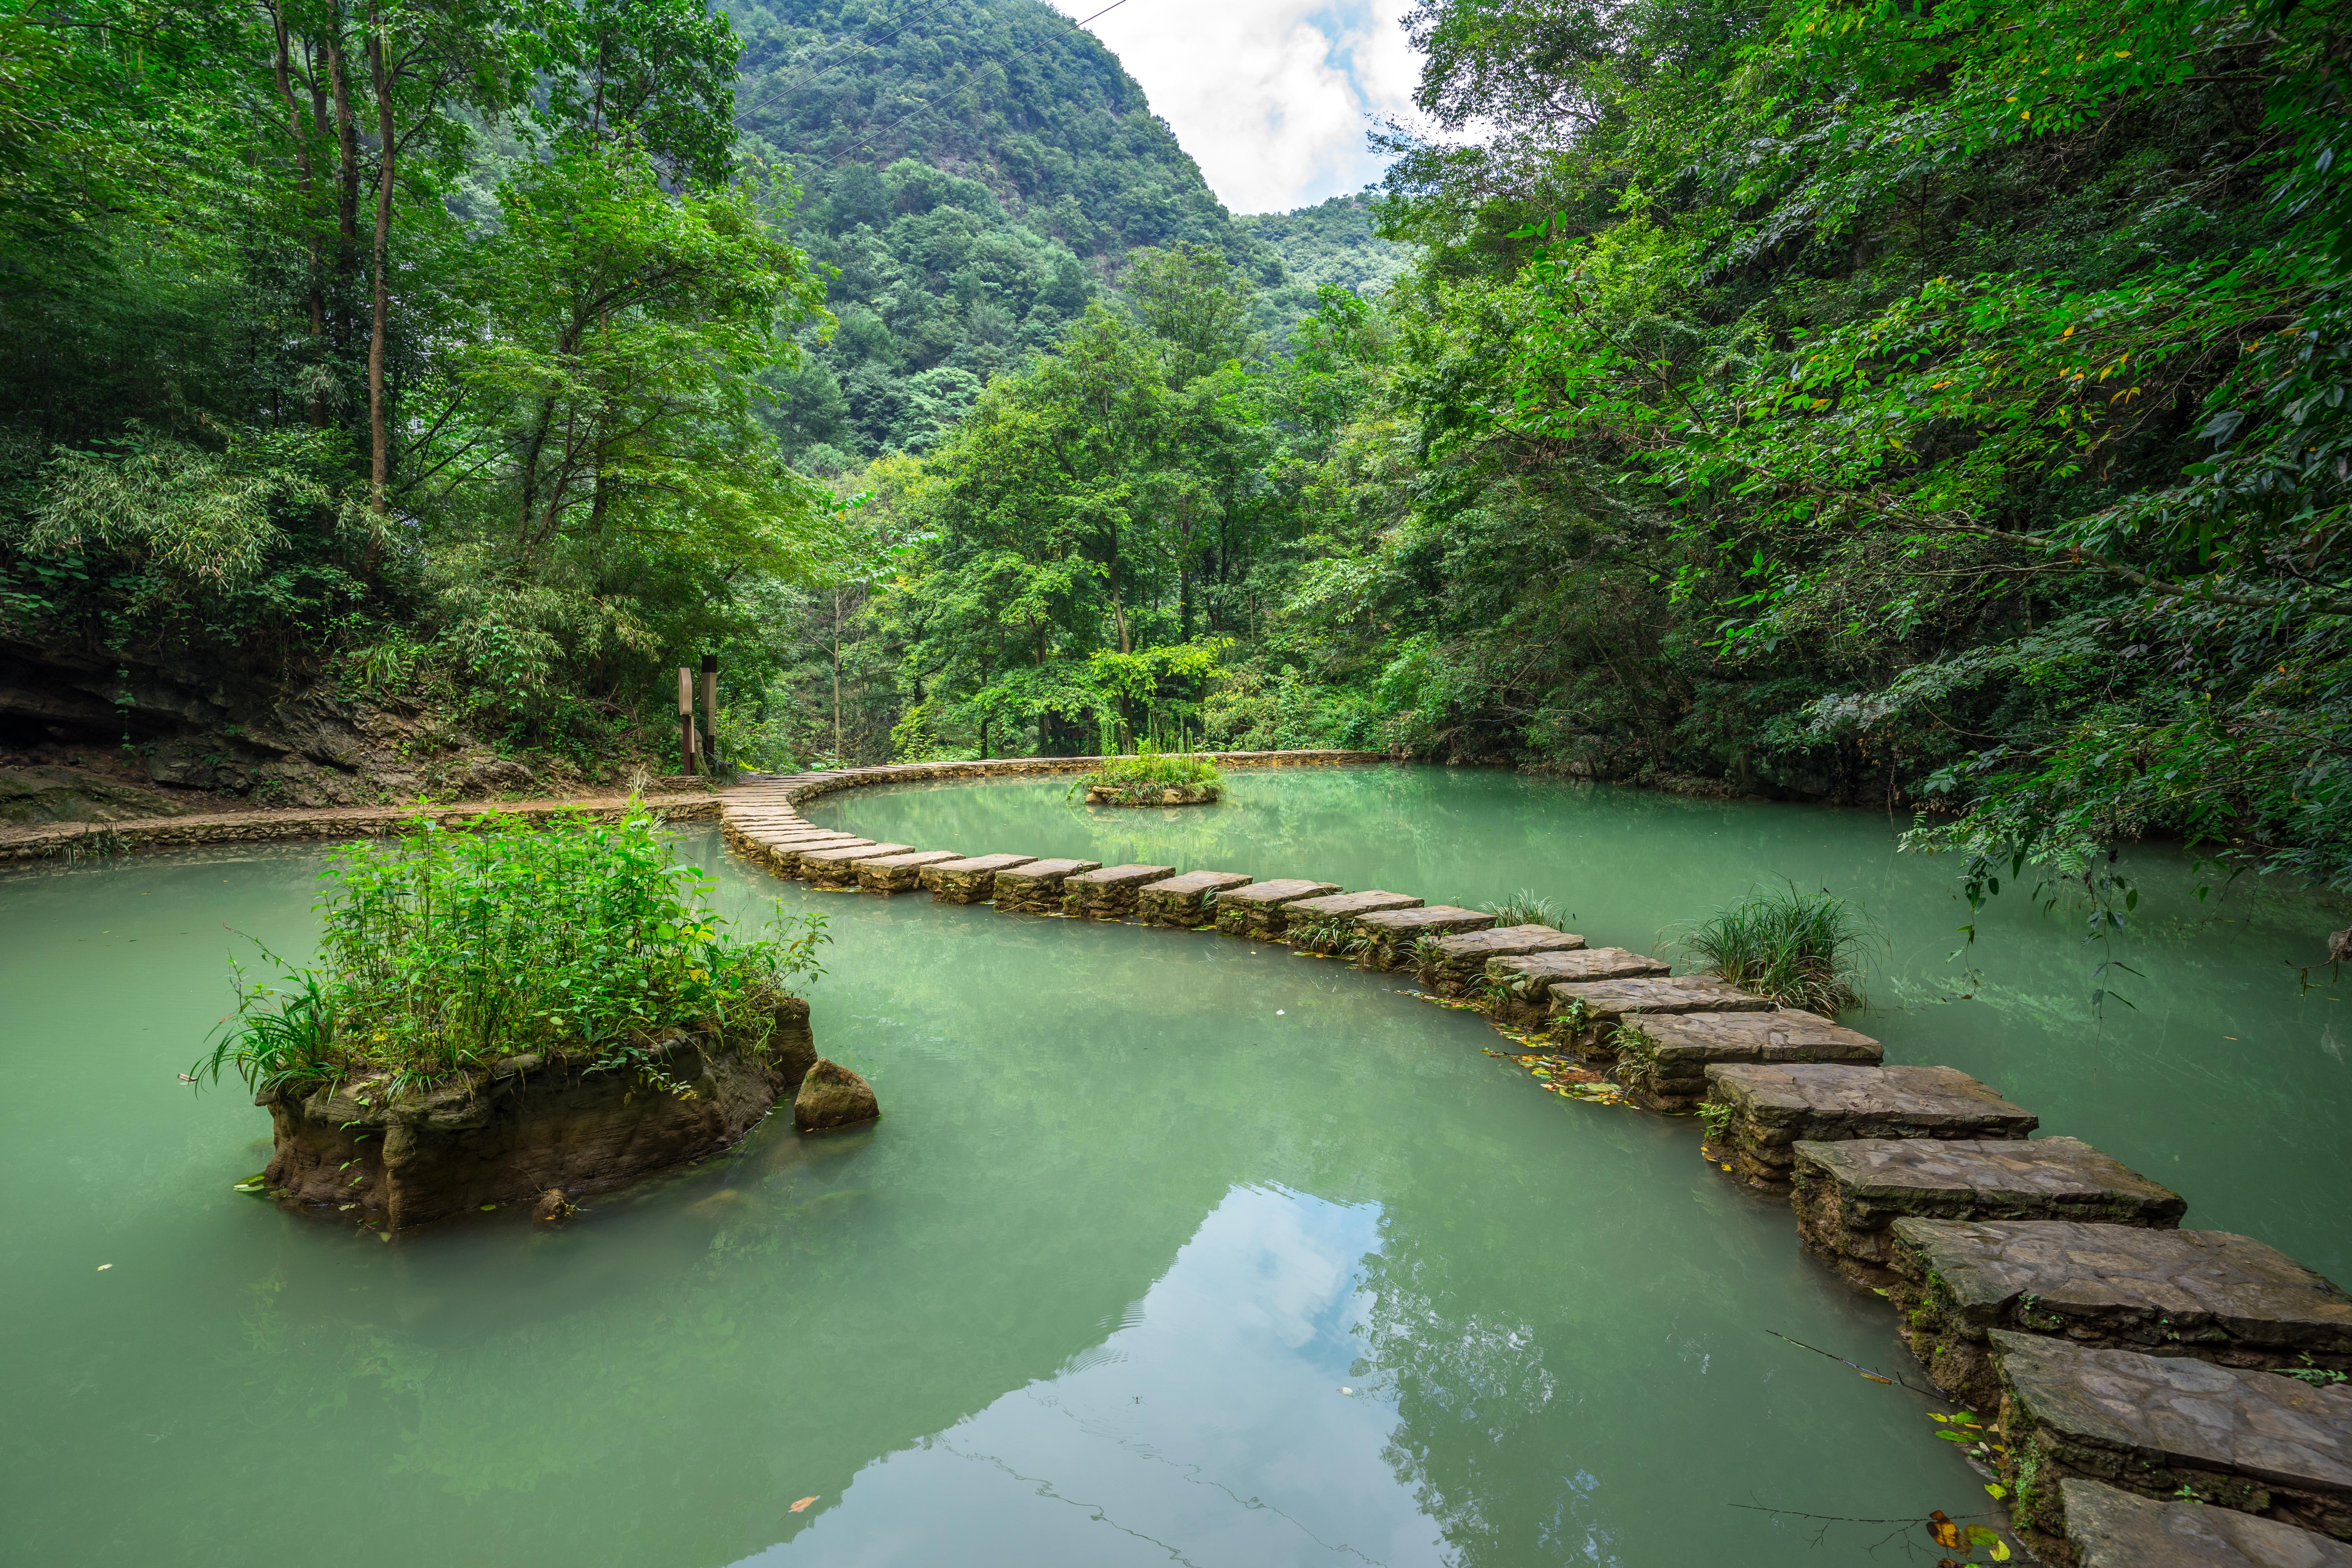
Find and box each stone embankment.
[719,752,2352,1568]
[0,788,720,861]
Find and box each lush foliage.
[1678,886,1870,1013]
[193,809,826,1097]
[1,0,835,769]
[1075,746,1223,804]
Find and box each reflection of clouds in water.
[739,1185,1448,1568]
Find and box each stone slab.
[1791,1136,2186,1285]
[1136,871,1253,928]
[1549,974,1768,1048]
[759,837,876,875]
[1705,1063,2037,1190]
[1065,863,1179,918]
[1612,1009,1882,1111]
[1484,948,1672,1025]
[1889,1220,2352,1413]
[1423,926,1584,995]
[1214,879,1342,936]
[2058,1478,2352,1568]
[1994,1331,2352,1552]
[1355,906,1496,970]
[799,842,913,885]
[990,857,1102,914]
[1281,890,1423,954]
[919,854,1036,904]
[854,849,963,893]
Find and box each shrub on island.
[1074,748,1224,807]
[191,807,833,1231]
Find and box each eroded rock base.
[260,997,814,1232]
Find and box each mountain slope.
[729,0,1283,465]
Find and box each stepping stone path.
[1423,925,1584,995]
[1549,974,1770,1048]
[1611,1009,1881,1111]
[1791,1136,2187,1286]
[992,858,1102,913]
[706,760,2352,1565]
[1279,889,1425,947]
[855,849,962,893]
[1355,906,1495,971]
[800,842,913,886]
[2057,1477,2352,1568]
[1065,864,1178,919]
[920,854,1034,904]
[1136,871,1252,927]
[1702,1063,2036,1194]
[767,838,876,875]
[1213,879,1341,936]
[1485,947,1666,1026]
[1887,1219,2352,1414]
[1991,1330,2352,1554]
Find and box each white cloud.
[1047,0,1427,214]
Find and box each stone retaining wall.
[0,790,721,861]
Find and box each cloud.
[1047,0,1427,214]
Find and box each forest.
[0,0,2345,895]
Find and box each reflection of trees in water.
[1347,1216,1610,1568]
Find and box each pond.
[1,765,2342,1566]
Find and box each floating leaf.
[1991,1541,2011,1561]
[1985,1483,2008,1499]
[1929,1512,1961,1550]
[789,1496,819,1513]
[1965,1524,2001,1548]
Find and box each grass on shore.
[191,807,825,1100]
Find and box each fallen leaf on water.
[789,1496,819,1513]
[97,1264,113,1271]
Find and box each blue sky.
[1047,0,1426,214]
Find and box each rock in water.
[795,1058,878,1131]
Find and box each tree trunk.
[326,15,361,322]
[365,6,395,517]
[266,7,328,427]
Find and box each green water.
[820,765,2352,1277]
[0,768,2341,1566]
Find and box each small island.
[192,807,864,1232]
[1076,750,1225,807]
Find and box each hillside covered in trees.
[0,0,2345,901]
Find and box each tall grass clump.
[1483,890,1564,929]
[1073,743,1224,806]
[191,808,825,1100]
[1678,885,1871,1013]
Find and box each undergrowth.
[189,807,826,1100]
[1677,885,1871,1013]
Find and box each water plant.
[191,808,826,1099]
[1071,745,1224,806]
[1678,885,1871,1013]
[1483,890,1564,930]
[1288,912,1366,957]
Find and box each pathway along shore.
[724,758,2352,1568]
[18,753,2349,1564]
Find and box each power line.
[817,0,1137,172]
